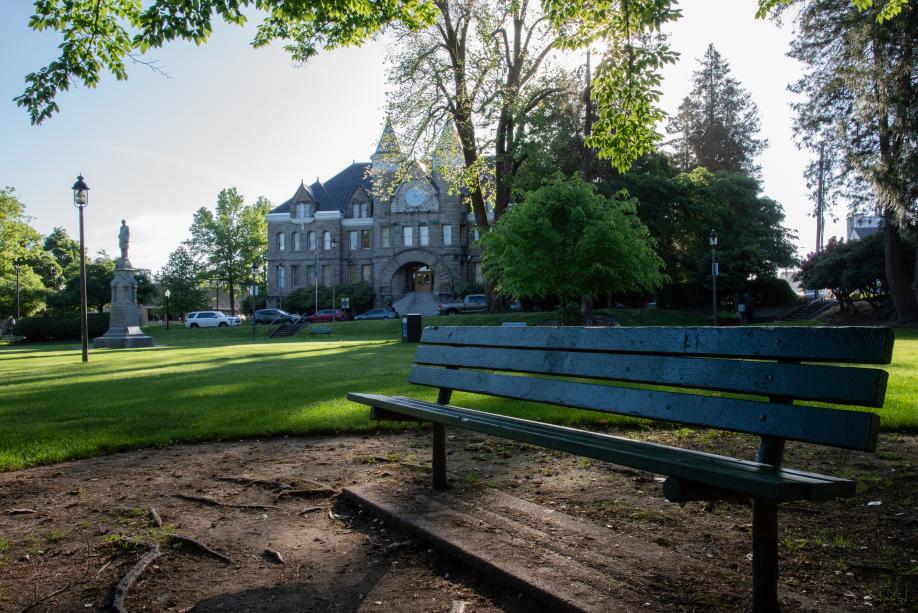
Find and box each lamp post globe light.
[709,229,718,327]
[73,175,90,362]
[164,289,171,330]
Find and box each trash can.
[402,313,422,342]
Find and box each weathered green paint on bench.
[413,345,888,407]
[407,366,880,451]
[420,326,895,364]
[349,325,893,613]
[348,393,856,502]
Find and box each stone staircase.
[393,292,440,317]
[782,297,838,321]
[268,320,308,338]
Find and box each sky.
[1,0,837,273]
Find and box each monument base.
[93,334,155,349]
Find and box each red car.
[307,308,348,323]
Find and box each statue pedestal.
[92,264,154,349]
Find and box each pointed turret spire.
[371,116,403,173]
[432,120,462,173]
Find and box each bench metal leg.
[432,423,447,490]
[752,498,779,612]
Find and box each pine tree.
[666,44,767,176]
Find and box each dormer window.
[351,202,370,219]
[296,203,307,218]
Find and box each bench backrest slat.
[412,326,893,452]
[408,366,880,451]
[413,345,888,407]
[420,326,895,364]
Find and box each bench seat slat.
[408,366,879,451]
[348,393,856,502]
[420,326,895,364]
[413,346,887,407]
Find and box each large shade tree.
[0,188,48,318]
[186,188,270,315]
[481,176,665,321]
[157,246,209,318]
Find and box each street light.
[250,263,258,340]
[13,257,23,320]
[331,237,338,312]
[164,289,171,330]
[709,229,718,327]
[73,175,90,363]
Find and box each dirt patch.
[0,429,915,611]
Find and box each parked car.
[252,309,299,324]
[307,308,348,323]
[185,311,241,328]
[437,294,488,315]
[354,308,399,321]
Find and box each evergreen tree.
[784,0,918,321]
[666,44,767,176]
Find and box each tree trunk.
[581,294,595,325]
[884,220,916,323]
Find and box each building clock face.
[404,185,427,208]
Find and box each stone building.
[265,121,483,313]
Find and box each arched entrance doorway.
[403,262,433,293]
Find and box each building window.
[403,226,413,247]
[291,265,300,287]
[277,265,286,289]
[473,227,481,243]
[474,262,483,284]
[296,203,307,218]
[419,225,429,246]
[349,230,360,250]
[381,226,390,248]
[361,229,371,249]
[352,202,370,219]
[322,264,331,286]
[292,231,301,251]
[361,264,372,283]
[277,232,285,252]
[349,263,358,284]
[307,231,316,251]
[442,224,452,246]
[323,231,332,250]
[306,265,314,285]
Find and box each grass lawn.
[1,312,915,472]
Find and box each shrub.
[656,283,709,308]
[749,277,798,307]
[13,313,109,341]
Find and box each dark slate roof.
[851,225,881,239]
[269,162,372,215]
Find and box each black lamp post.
[73,175,90,362]
[13,257,23,320]
[250,263,258,340]
[164,289,171,330]
[331,237,338,312]
[710,229,718,327]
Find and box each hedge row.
[13,313,109,341]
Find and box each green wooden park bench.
[310,325,334,336]
[349,325,894,612]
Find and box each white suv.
[186,311,241,328]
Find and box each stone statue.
[93,219,153,349]
[119,220,130,262]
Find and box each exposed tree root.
[274,487,334,501]
[167,534,233,564]
[215,476,292,490]
[149,506,163,528]
[173,493,280,510]
[19,576,81,612]
[112,544,161,613]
